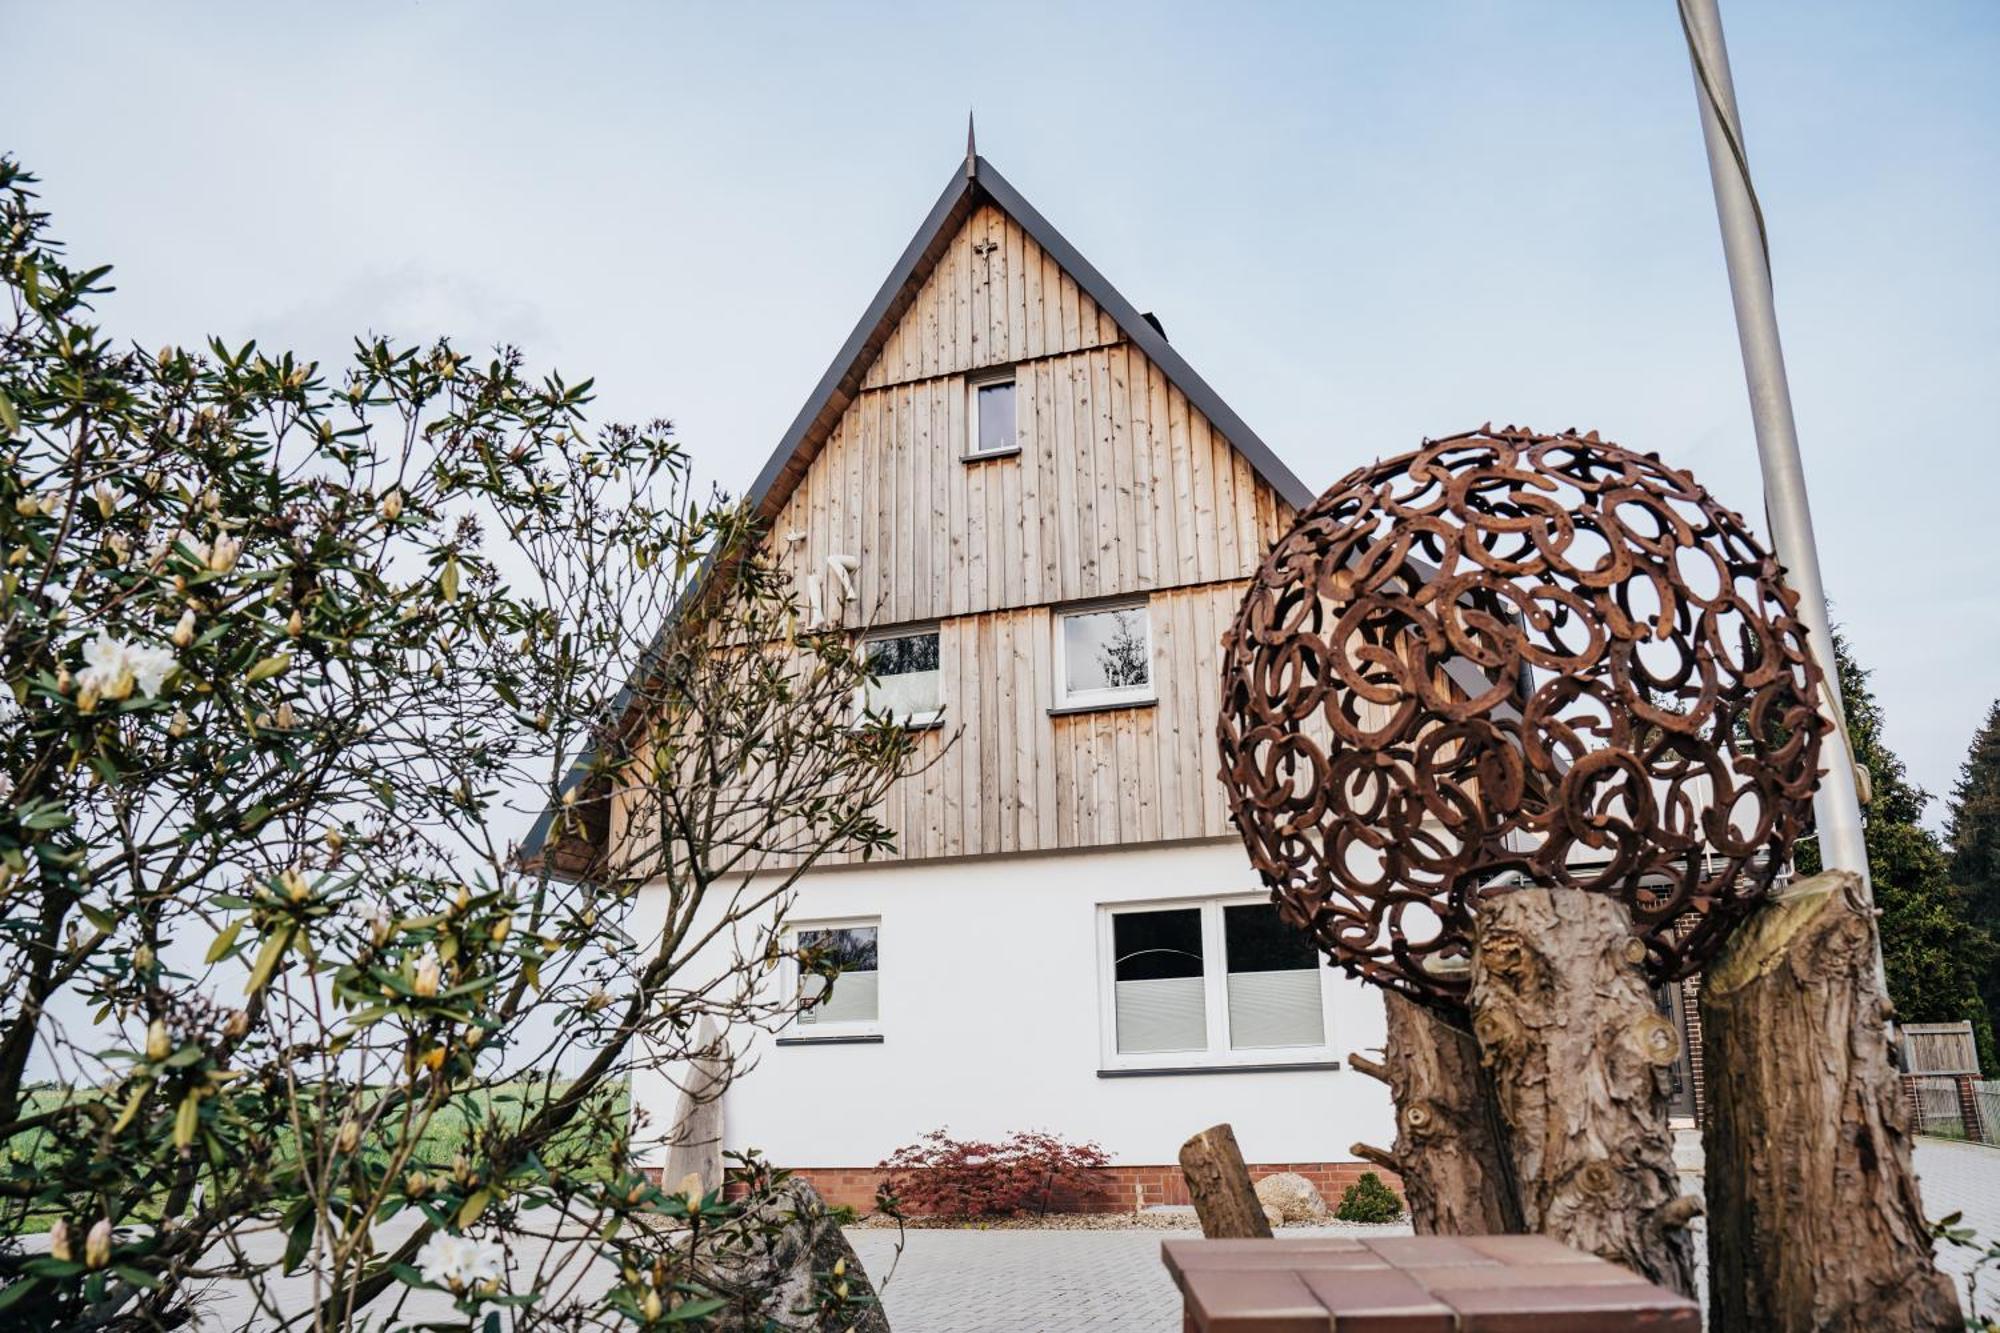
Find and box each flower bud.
[281,866,310,902]
[223,1009,250,1040]
[640,1288,663,1322]
[207,534,241,574]
[168,707,189,738]
[85,1218,112,1269]
[286,607,303,638]
[380,490,404,523]
[488,916,511,945]
[132,944,154,973]
[275,701,295,730]
[405,1169,429,1197]
[334,1120,359,1154]
[413,952,441,999]
[170,608,196,648]
[77,683,101,714]
[48,1218,72,1263]
[146,1018,171,1062]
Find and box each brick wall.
[693,1160,1401,1215]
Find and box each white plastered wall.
[628,838,1393,1169]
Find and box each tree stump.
[1700,870,1960,1332]
[1469,888,1698,1296]
[1352,992,1525,1235]
[1178,1123,1272,1239]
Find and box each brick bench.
[1162,1233,1699,1331]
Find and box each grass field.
[3,1080,633,1234]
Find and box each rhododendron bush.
[0,158,920,1331]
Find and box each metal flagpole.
[1677,1,1880,935]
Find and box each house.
[618,138,1396,1211]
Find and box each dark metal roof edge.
[743,162,978,520]
[968,157,1316,512]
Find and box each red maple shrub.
[879,1127,1112,1217]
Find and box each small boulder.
[1253,1172,1327,1225]
[687,1179,890,1331]
[1262,1203,1285,1230]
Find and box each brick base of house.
[675,1161,1400,1215]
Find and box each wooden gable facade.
[756,154,1313,865]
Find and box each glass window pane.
[1063,607,1151,696]
[868,633,938,677]
[1113,909,1202,980]
[863,632,940,720]
[1223,903,1318,974]
[798,925,878,1026]
[797,925,878,971]
[1223,904,1322,1049]
[1113,908,1205,1055]
[975,380,1015,454]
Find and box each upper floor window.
[859,628,943,727]
[1057,603,1154,708]
[793,919,881,1035]
[966,372,1018,460]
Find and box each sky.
[5,0,1998,821]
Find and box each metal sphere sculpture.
[1218,426,1827,1008]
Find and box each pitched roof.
[520,150,1312,867]
[744,152,1314,524]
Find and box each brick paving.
[847,1138,2000,1332]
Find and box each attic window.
[966,372,1018,460]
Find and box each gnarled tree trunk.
[1701,870,1960,1331]
[1469,888,1698,1295]
[1355,992,1525,1235]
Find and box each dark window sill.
[1048,696,1158,718]
[1097,1059,1341,1078]
[776,1033,884,1047]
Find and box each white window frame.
[1095,894,1337,1072]
[1055,600,1157,710]
[964,369,1020,461]
[853,626,945,730]
[784,915,882,1039]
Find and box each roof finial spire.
[965,110,977,179]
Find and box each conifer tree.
[1946,698,2000,1050]
[1798,631,1996,1070]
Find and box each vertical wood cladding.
[759,203,1299,862]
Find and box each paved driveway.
[848,1138,2000,1333]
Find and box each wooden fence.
[1901,1022,1981,1076]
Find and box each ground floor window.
[791,919,881,1035]
[1098,896,1331,1069]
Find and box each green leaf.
[244,923,295,995]
[205,918,245,964]
[110,1078,152,1134]
[281,1205,316,1273]
[0,1276,38,1311]
[456,1187,492,1229]
[245,654,292,684]
[0,392,18,439]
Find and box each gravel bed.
[851,1209,1401,1232]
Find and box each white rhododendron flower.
[76,632,178,703]
[414,1232,504,1294]
[125,644,177,699]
